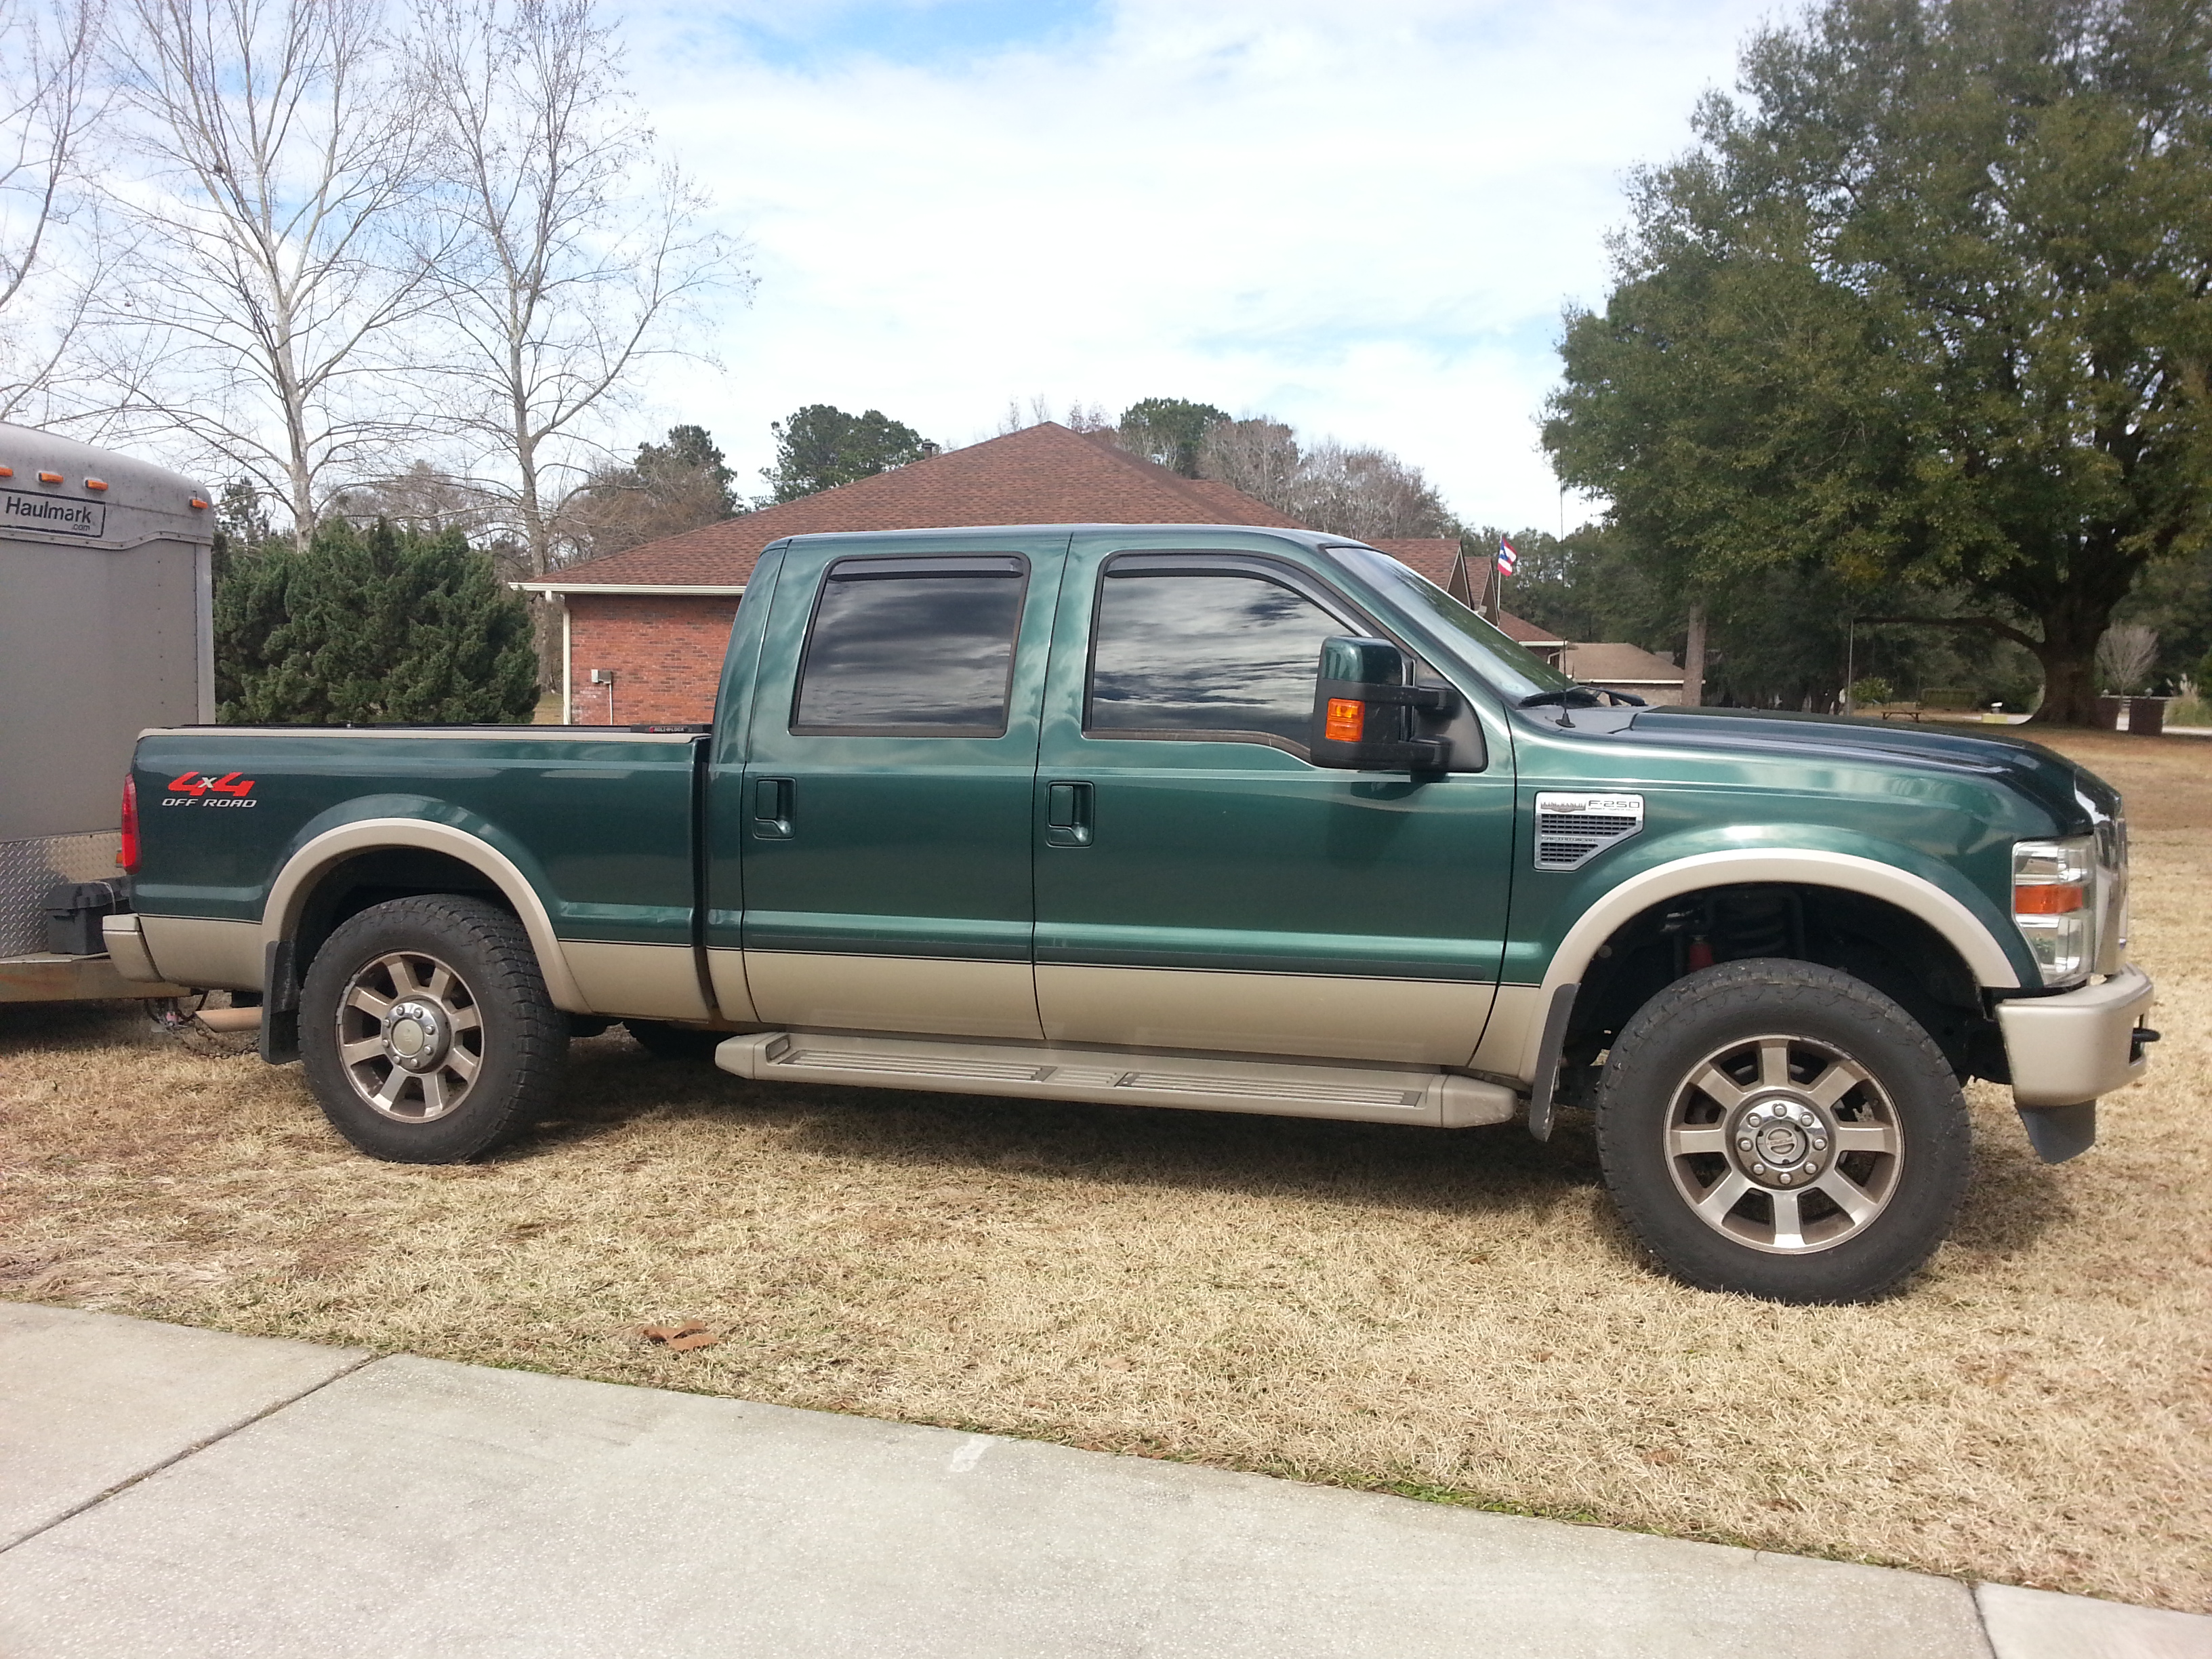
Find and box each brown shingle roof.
[539,423,1308,588]
[1495,611,1568,648]
[1368,537,1462,588]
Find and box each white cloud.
[625,0,1777,529]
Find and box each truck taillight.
[119,775,139,872]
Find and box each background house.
[518,422,1635,721]
[1561,642,1686,705]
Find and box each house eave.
[512,582,747,596]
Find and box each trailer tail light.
[119,776,139,872]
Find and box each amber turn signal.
[2013,883,2085,914]
[1325,698,1365,743]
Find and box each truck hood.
[1618,707,2120,834]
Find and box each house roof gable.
[535,423,1309,588]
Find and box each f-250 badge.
[163,771,258,808]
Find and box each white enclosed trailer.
[0,422,209,1001]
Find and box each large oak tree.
[1546,0,2212,724]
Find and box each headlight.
[2013,836,2095,984]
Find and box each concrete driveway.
[1,1303,2203,1658]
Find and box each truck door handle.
[1045,781,1092,847]
[752,777,793,839]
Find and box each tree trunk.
[2028,596,2114,725]
[1682,600,1707,708]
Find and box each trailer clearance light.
[2012,836,2095,983]
[189,496,209,510]
[119,776,140,872]
[0,466,13,477]
[37,470,61,484]
[84,478,107,491]
[1325,698,1365,742]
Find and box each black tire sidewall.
[300,896,565,1163]
[1594,959,1971,1303]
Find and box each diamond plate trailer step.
[715,1031,1517,1128]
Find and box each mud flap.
[260,939,301,1065]
[1526,982,1579,1143]
[2018,1101,2096,1164]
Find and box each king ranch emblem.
[163,771,258,808]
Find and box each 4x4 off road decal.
[163,771,258,808]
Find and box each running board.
[714,1031,1516,1128]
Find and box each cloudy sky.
[621,0,1781,531]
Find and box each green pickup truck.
[109,525,2155,1303]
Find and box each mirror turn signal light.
[1325,698,1366,743]
[2013,883,2085,914]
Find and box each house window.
[792,556,1027,735]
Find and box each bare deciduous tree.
[2095,626,2158,695]
[415,0,745,581]
[1198,415,1452,539]
[96,0,435,532]
[996,396,1109,436]
[1196,416,1301,508]
[0,0,110,422]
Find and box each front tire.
[300,895,567,1163]
[1593,959,1970,1303]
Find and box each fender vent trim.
[1534,792,1644,871]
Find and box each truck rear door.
[716,533,1068,1038]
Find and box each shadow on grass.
[523,1031,1610,1225]
[527,1036,2064,1268]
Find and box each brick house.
[518,422,1566,723]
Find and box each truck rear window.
[792,556,1027,736]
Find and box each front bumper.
[1996,964,2155,1109]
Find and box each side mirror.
[1310,636,1452,771]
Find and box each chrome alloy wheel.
[335,950,485,1124]
[1662,1034,1904,1255]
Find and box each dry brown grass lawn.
[3,727,2207,1612]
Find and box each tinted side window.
[1086,571,1344,748]
[792,558,1027,735]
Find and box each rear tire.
[300,895,567,1163]
[1593,958,1970,1303]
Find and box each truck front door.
[729,534,1067,1040]
[1031,535,1515,1065]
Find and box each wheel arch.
[262,818,588,1012]
[1523,850,2020,1082]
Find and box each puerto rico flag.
[1496,538,1519,575]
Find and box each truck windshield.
[1326,544,1578,701]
